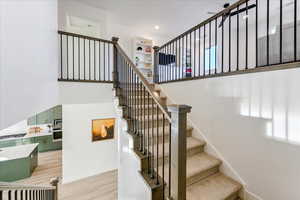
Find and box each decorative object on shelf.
[92,118,115,142]
[133,37,153,79]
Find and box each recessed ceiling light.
[154,25,160,30]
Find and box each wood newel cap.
[112,37,119,43]
[50,177,59,187]
[167,104,192,114]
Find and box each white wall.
[58,82,113,104]
[160,67,300,200]
[62,102,117,183]
[114,100,152,200]
[0,0,59,130]
[58,0,169,57]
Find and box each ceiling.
[72,0,236,39]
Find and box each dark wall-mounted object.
[159,53,176,65]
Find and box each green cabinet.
[27,105,62,126]
[0,145,38,182]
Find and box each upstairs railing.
[113,38,190,200]
[154,0,300,84]
[58,31,113,83]
[0,178,59,200]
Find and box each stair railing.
[112,38,191,200]
[58,31,114,83]
[0,177,59,200]
[154,0,300,84]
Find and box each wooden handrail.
[114,43,172,122]
[159,0,249,49]
[58,30,113,44]
[0,182,55,190]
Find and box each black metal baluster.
[189,32,192,78]
[60,34,63,79]
[104,43,106,81]
[246,1,249,69]
[84,39,86,80]
[267,0,270,65]
[0,190,2,200]
[156,105,159,185]
[164,47,167,82]
[25,191,28,200]
[182,37,184,79]
[78,37,81,80]
[203,24,206,76]
[94,40,96,80]
[199,27,201,76]
[256,0,258,67]
[99,42,102,81]
[73,36,75,80]
[147,91,151,174]
[67,35,69,80]
[167,44,170,82]
[162,114,165,199]
[186,35,188,79]
[143,86,146,155]
[15,190,18,200]
[89,40,91,80]
[280,0,283,63]
[151,98,155,178]
[295,0,298,61]
[8,191,11,200]
[222,15,224,73]
[209,22,212,75]
[173,41,176,80]
[135,74,138,134]
[20,191,23,200]
[168,123,171,198]
[237,6,240,70]
[194,30,196,77]
[229,13,232,72]
[169,43,172,81]
[215,18,218,74]
[108,44,111,81]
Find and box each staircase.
[127,85,243,200]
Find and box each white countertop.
[0,132,53,142]
[0,144,38,162]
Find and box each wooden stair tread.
[155,137,205,158]
[186,173,242,200]
[187,153,221,180]
[159,152,221,186]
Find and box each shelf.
[136,51,152,55]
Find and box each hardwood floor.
[15,150,118,200]
[17,150,62,186]
[59,170,118,200]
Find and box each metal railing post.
[112,37,120,89]
[167,105,191,200]
[153,46,160,83]
[50,177,59,200]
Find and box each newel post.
[168,105,191,200]
[112,37,119,89]
[153,46,160,83]
[50,177,59,200]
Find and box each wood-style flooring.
[15,150,118,200]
